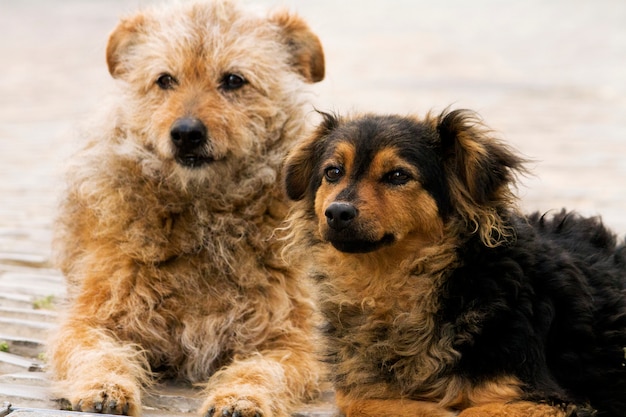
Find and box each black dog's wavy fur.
[284,109,626,417]
[444,210,626,415]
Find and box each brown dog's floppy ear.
[283,112,338,201]
[106,14,147,79]
[270,11,325,83]
[437,109,527,246]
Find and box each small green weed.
[33,295,55,310]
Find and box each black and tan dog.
[283,109,626,417]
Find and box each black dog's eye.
[384,170,411,186]
[220,73,247,90]
[156,73,177,90]
[324,166,343,182]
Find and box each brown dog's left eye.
[384,170,411,186]
[156,73,177,90]
[324,166,343,182]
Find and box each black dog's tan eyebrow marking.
[333,117,420,184]
[323,141,355,174]
[322,141,357,202]
[368,147,419,181]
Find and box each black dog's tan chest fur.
[316,245,463,399]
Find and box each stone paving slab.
[1,0,625,415]
[3,405,199,417]
[0,383,336,417]
[2,405,247,417]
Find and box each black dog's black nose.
[170,118,207,150]
[325,202,357,231]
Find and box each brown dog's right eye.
[156,73,177,90]
[220,73,247,90]
[324,166,343,182]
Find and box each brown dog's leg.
[335,391,456,417]
[48,318,149,416]
[458,401,566,417]
[200,343,320,417]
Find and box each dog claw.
[106,399,118,414]
[72,395,129,415]
[216,408,259,417]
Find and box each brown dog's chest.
[110,272,276,379]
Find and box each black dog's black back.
[284,110,626,417]
[443,210,626,416]
[530,211,626,416]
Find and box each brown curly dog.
[47,1,325,416]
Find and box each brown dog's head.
[104,0,324,182]
[284,110,526,254]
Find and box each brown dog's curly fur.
[47,2,325,416]
[283,110,626,417]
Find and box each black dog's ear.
[283,112,338,201]
[437,109,527,246]
[438,109,525,205]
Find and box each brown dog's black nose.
[171,117,207,151]
[325,202,357,231]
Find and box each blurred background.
[0,0,625,409]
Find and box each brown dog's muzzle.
[170,117,214,168]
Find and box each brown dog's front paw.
[201,396,265,417]
[69,382,139,415]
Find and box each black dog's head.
[283,109,526,254]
